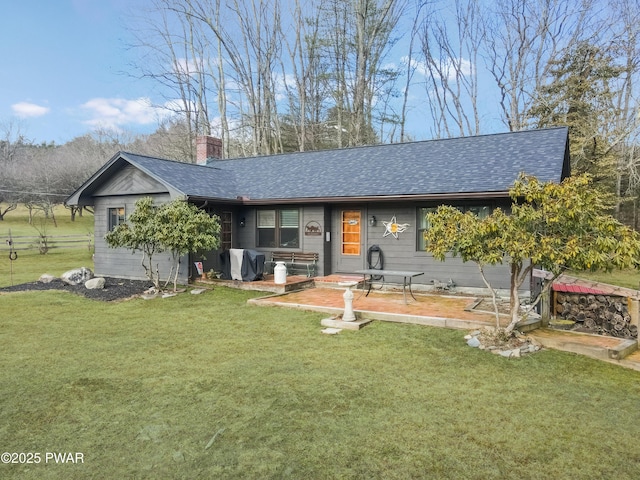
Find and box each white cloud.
[12,102,50,118]
[80,97,173,130]
[402,56,471,81]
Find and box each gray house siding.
[333,201,515,290]
[92,190,522,290]
[91,163,191,283]
[94,193,189,282]
[231,205,328,276]
[190,205,329,279]
[65,128,570,291]
[184,201,516,289]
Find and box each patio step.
[196,275,314,294]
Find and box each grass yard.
[1,287,640,479]
[0,205,94,287]
[2,204,640,478]
[567,268,640,290]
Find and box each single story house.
[65,127,570,291]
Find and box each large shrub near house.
[424,174,640,333]
[105,197,220,290]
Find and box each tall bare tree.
[608,0,640,224]
[483,0,592,131]
[0,121,30,220]
[420,0,483,138]
[129,0,214,162]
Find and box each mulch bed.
[0,278,153,302]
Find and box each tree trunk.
[477,263,501,328]
[506,263,521,333]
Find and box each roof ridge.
[119,151,225,170]
[214,126,569,162]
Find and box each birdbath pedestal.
[338,281,359,322]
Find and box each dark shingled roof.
[215,127,569,200]
[119,152,239,200]
[67,127,569,205]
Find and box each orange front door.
[335,209,363,272]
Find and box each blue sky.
[0,0,165,144]
[0,1,499,146]
[1,0,437,146]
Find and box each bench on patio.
[270,251,319,277]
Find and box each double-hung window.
[257,208,299,248]
[417,207,437,251]
[108,207,125,231]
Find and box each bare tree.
[176,0,285,156]
[420,0,483,138]
[608,0,640,224]
[280,0,330,151]
[318,0,405,146]
[399,1,427,142]
[0,120,30,220]
[129,0,215,162]
[483,0,593,131]
[351,0,403,145]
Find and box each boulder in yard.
[61,267,94,286]
[85,277,105,290]
[38,274,56,284]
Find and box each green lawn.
[1,287,640,479]
[0,205,94,287]
[566,268,640,290]
[2,203,640,478]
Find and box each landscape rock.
[38,274,56,284]
[85,277,105,290]
[190,288,206,295]
[464,327,543,359]
[321,327,342,335]
[1,277,151,302]
[61,267,94,286]
[467,337,481,348]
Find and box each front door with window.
[334,209,364,272]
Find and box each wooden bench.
[270,251,319,277]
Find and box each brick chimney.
[196,136,223,164]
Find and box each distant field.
[0,204,94,287]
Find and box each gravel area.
[0,277,153,302]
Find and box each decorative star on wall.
[382,215,410,238]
